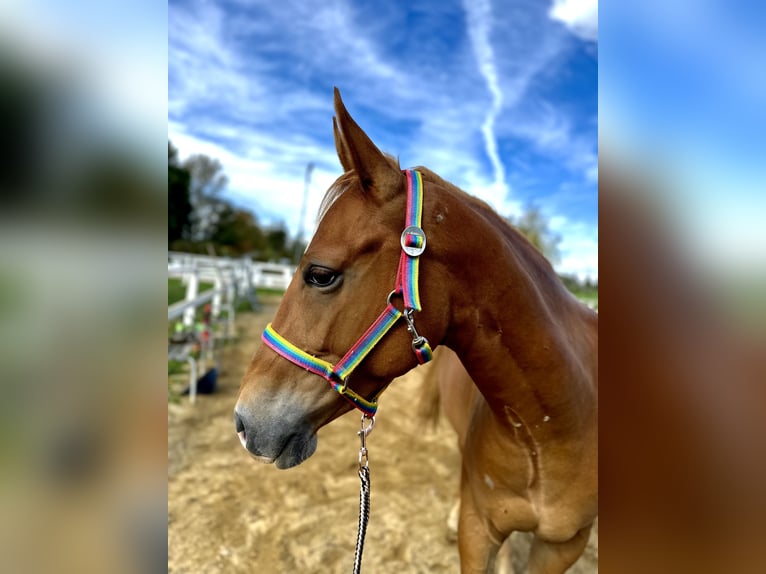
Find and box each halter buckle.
[401,226,426,257]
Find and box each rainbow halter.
[261,169,433,417]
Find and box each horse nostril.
[234,411,247,447]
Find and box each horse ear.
[333,117,353,173]
[333,87,402,199]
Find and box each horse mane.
[316,154,402,224]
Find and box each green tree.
[209,203,265,256]
[182,154,229,241]
[168,141,192,244]
[166,146,299,260]
[265,224,289,261]
[507,204,561,264]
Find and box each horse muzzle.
[233,402,318,469]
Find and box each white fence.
[251,262,295,291]
[167,252,295,402]
[168,253,295,321]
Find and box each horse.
[234,88,598,573]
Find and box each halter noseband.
[261,169,433,417]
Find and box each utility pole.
[294,162,314,264]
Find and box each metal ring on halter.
[411,336,427,351]
[401,225,426,257]
[336,374,350,395]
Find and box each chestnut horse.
[235,89,598,573]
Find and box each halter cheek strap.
[261,169,433,417]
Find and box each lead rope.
[353,415,375,574]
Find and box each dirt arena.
[168,302,597,573]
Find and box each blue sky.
[169,0,598,280]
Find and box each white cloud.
[505,102,598,182]
[461,0,509,197]
[548,0,598,42]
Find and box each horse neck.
[430,186,598,432]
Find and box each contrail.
[463,0,507,195]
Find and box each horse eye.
[304,266,340,288]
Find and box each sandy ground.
[168,303,597,573]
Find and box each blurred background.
[0,1,166,573]
[600,2,766,572]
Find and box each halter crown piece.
[261,169,433,417]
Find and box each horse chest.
[463,403,539,495]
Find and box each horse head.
[234,89,450,468]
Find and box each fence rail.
[168,287,225,322]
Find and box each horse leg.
[457,478,500,573]
[526,525,591,574]
[457,502,500,573]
